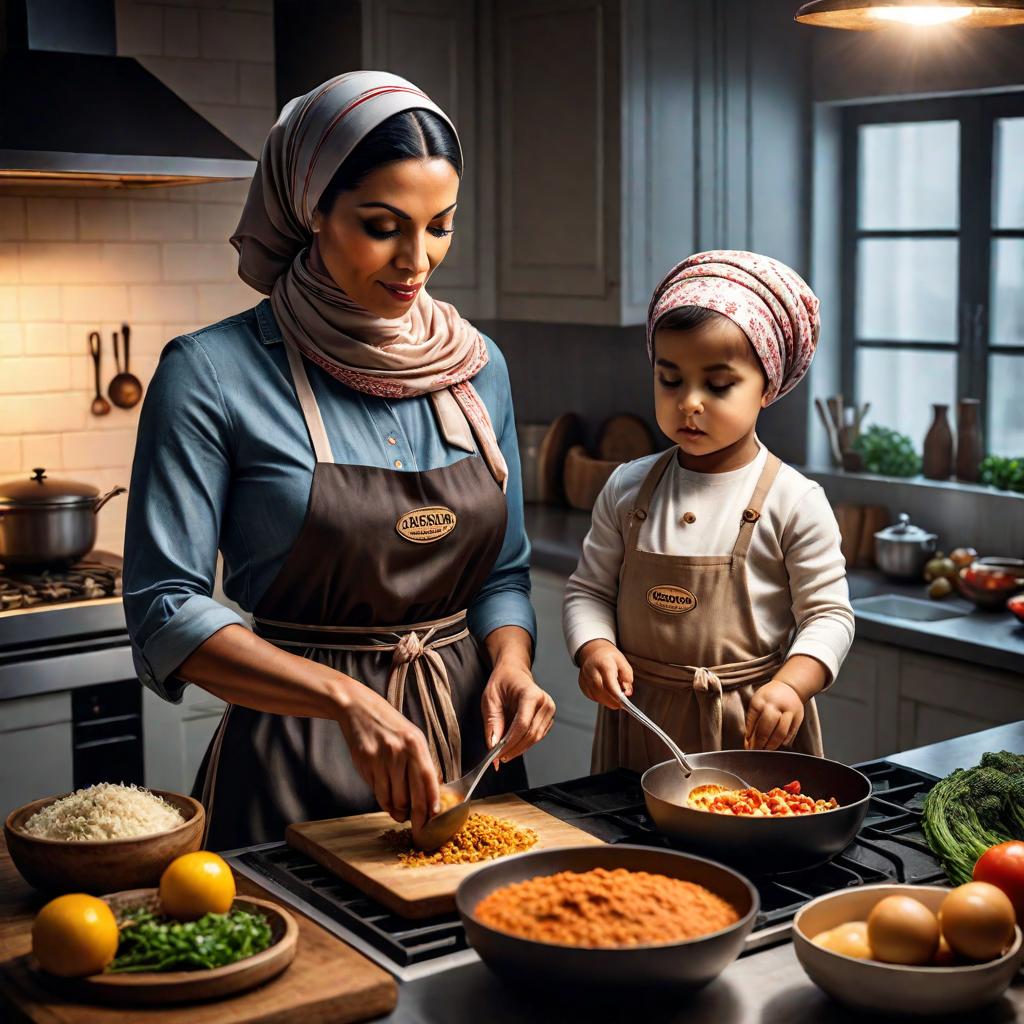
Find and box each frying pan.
[456,845,758,992]
[642,750,871,874]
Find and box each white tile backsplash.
[0,0,274,556]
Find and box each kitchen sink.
[852,594,967,623]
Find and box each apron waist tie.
[253,610,468,782]
[623,648,784,752]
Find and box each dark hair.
[654,305,726,333]
[317,109,462,215]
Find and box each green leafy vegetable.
[979,455,1024,494]
[107,907,272,973]
[922,750,1024,886]
[851,425,922,478]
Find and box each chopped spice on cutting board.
[381,813,538,867]
[474,867,740,947]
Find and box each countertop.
[2,725,1024,1023]
[525,504,1024,675]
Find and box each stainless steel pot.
[0,468,126,567]
[873,511,937,580]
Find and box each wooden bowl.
[42,889,298,1005]
[793,884,1023,1016]
[4,790,204,894]
[563,445,621,510]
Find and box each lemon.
[32,894,119,977]
[159,851,236,920]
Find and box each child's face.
[653,316,767,457]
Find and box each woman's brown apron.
[193,340,525,850]
[592,446,824,773]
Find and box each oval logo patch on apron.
[647,585,697,615]
[396,506,458,544]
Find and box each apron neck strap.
[732,452,782,558]
[283,339,335,465]
[626,448,677,550]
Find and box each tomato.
[973,841,1024,925]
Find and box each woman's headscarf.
[647,250,820,405]
[231,71,507,489]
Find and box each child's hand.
[577,639,634,710]
[745,679,804,750]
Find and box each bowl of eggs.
[792,882,1022,1016]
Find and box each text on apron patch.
[396,505,458,544]
[646,585,697,614]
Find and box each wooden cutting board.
[0,840,397,1024]
[286,794,604,919]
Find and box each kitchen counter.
[525,505,1024,675]
[2,725,1024,1022]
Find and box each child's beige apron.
[592,446,824,773]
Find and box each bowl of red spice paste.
[456,844,758,991]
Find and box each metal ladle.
[618,692,749,801]
[411,730,513,852]
[88,332,110,416]
[108,324,143,409]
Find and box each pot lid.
[875,512,936,543]
[0,468,98,506]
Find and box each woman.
[123,71,555,850]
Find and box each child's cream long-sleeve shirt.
[562,445,855,683]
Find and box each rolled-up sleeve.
[123,335,249,703]
[466,346,536,651]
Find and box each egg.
[932,933,958,967]
[813,920,872,959]
[867,895,940,965]
[940,882,1016,962]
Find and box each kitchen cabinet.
[360,0,495,321]
[524,568,597,786]
[0,693,73,820]
[142,687,226,796]
[495,0,808,325]
[826,638,1024,763]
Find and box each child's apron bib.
[592,447,824,773]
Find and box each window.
[842,95,1024,456]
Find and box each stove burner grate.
[0,561,121,610]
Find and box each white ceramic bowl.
[793,884,1023,1017]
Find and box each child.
[563,251,854,771]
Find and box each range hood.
[0,0,257,188]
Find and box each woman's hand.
[744,679,804,751]
[577,638,633,709]
[480,625,555,764]
[334,681,441,831]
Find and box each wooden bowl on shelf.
[4,791,204,894]
[563,445,621,510]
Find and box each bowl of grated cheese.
[5,783,204,894]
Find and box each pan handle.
[619,693,695,776]
[93,485,127,514]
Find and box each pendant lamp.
[795,0,1024,28]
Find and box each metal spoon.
[108,324,143,409]
[618,693,749,800]
[88,332,110,416]
[411,730,513,852]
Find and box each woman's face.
[311,157,459,319]
[653,316,767,456]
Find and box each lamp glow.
[870,5,974,23]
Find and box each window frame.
[841,92,1024,453]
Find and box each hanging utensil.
[88,332,110,417]
[108,324,143,409]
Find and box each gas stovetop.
[0,557,121,611]
[229,758,946,982]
